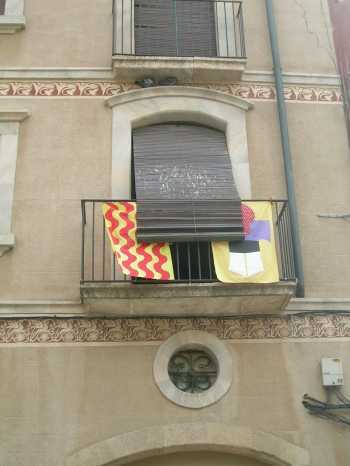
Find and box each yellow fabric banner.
[102,202,174,280]
[212,202,279,284]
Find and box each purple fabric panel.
[246,220,270,242]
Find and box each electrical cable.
[303,393,350,427]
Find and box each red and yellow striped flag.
[102,202,174,280]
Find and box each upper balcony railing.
[81,199,296,285]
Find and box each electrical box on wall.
[321,358,344,386]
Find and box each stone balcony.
[81,281,297,317]
[112,0,247,83]
[80,199,297,317]
[112,55,247,83]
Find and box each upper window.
[113,0,246,59]
[134,0,217,57]
[0,0,25,33]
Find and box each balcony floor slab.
[112,55,247,83]
[81,281,297,317]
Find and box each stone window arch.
[105,86,253,201]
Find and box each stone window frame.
[106,86,253,201]
[0,110,29,256]
[0,0,25,34]
[153,331,233,408]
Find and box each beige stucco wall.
[0,339,349,466]
[287,104,350,297]
[0,99,111,300]
[249,101,350,298]
[273,0,337,74]
[0,0,336,75]
[0,97,349,301]
[0,0,113,68]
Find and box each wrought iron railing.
[112,0,246,59]
[81,199,296,284]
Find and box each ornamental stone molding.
[0,81,343,103]
[1,314,350,343]
[106,86,253,200]
[0,109,29,256]
[65,422,310,466]
[153,331,233,408]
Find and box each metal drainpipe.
[265,0,305,297]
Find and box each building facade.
[0,1,350,465]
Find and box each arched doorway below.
[126,451,269,466]
[66,423,310,466]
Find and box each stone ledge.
[0,109,30,121]
[287,297,350,312]
[0,15,25,34]
[112,55,247,83]
[80,281,296,317]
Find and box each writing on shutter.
[133,123,243,242]
[134,0,217,57]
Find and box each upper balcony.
[112,0,247,83]
[80,199,297,317]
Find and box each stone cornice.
[1,298,350,317]
[243,70,341,87]
[0,68,341,87]
[288,298,350,312]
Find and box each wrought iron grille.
[168,349,218,393]
[112,0,246,59]
[80,199,296,284]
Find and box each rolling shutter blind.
[0,0,6,15]
[134,0,217,57]
[133,124,243,243]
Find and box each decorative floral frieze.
[0,314,349,344]
[206,83,342,103]
[0,81,342,103]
